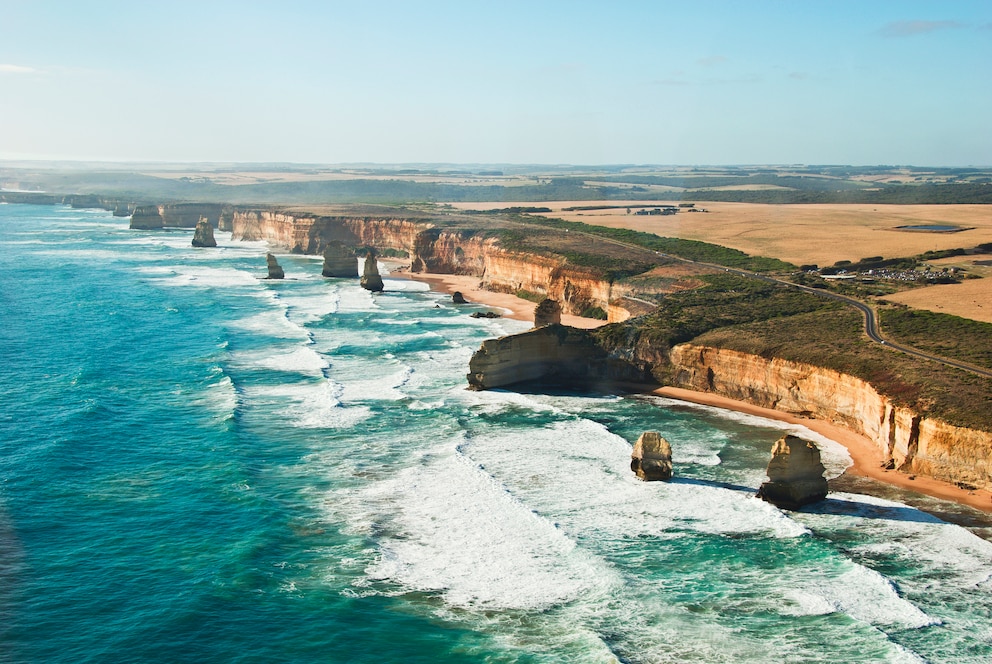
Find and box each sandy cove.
[389,264,992,515]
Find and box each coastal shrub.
[880,309,992,370]
[515,289,544,303]
[580,306,608,320]
[505,213,794,272]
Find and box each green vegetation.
[557,251,656,281]
[595,279,992,431]
[595,274,837,350]
[505,214,794,272]
[580,306,608,320]
[515,289,545,303]
[881,308,992,371]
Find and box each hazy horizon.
[2,1,990,166]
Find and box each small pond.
[895,224,964,232]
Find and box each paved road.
[563,226,992,380]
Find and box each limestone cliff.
[130,203,228,230]
[467,324,648,390]
[229,209,630,319]
[667,344,992,491]
[466,330,992,490]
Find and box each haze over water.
[1,203,991,662]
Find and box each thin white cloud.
[0,64,38,74]
[879,20,964,37]
[696,55,727,67]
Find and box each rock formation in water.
[631,432,673,481]
[360,253,384,292]
[191,217,217,247]
[265,253,285,279]
[470,311,501,319]
[756,435,828,509]
[534,298,562,327]
[452,291,467,304]
[130,205,164,229]
[322,241,359,278]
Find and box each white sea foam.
[459,417,809,540]
[145,265,261,289]
[796,492,992,604]
[183,368,237,421]
[277,288,341,323]
[786,563,938,629]
[244,380,371,429]
[340,366,413,402]
[355,443,622,611]
[235,345,329,378]
[227,311,311,341]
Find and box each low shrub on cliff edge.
[594,276,992,431]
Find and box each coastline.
[389,262,992,515]
[387,261,608,329]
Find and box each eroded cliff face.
[467,324,646,390]
[130,203,229,230]
[228,209,629,318]
[667,344,992,490]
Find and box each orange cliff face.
[667,344,992,491]
[229,210,632,320]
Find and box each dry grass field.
[450,200,992,322]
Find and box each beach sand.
[390,263,992,514]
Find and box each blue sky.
[1,1,990,165]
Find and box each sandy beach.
[392,263,992,514]
[394,265,609,330]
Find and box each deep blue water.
[1,204,990,663]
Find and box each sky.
[1,0,990,166]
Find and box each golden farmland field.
[450,200,992,322]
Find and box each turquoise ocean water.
[1,203,990,663]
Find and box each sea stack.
[756,435,828,509]
[322,241,359,278]
[534,298,562,327]
[265,253,284,279]
[452,291,467,304]
[191,216,217,247]
[130,205,164,230]
[631,431,673,481]
[360,253,384,292]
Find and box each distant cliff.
[228,208,631,320]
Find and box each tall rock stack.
[360,253,384,292]
[191,216,217,247]
[322,241,359,278]
[534,298,562,327]
[130,205,164,229]
[630,431,673,481]
[756,435,828,509]
[265,253,285,279]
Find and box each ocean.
[1,203,990,663]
